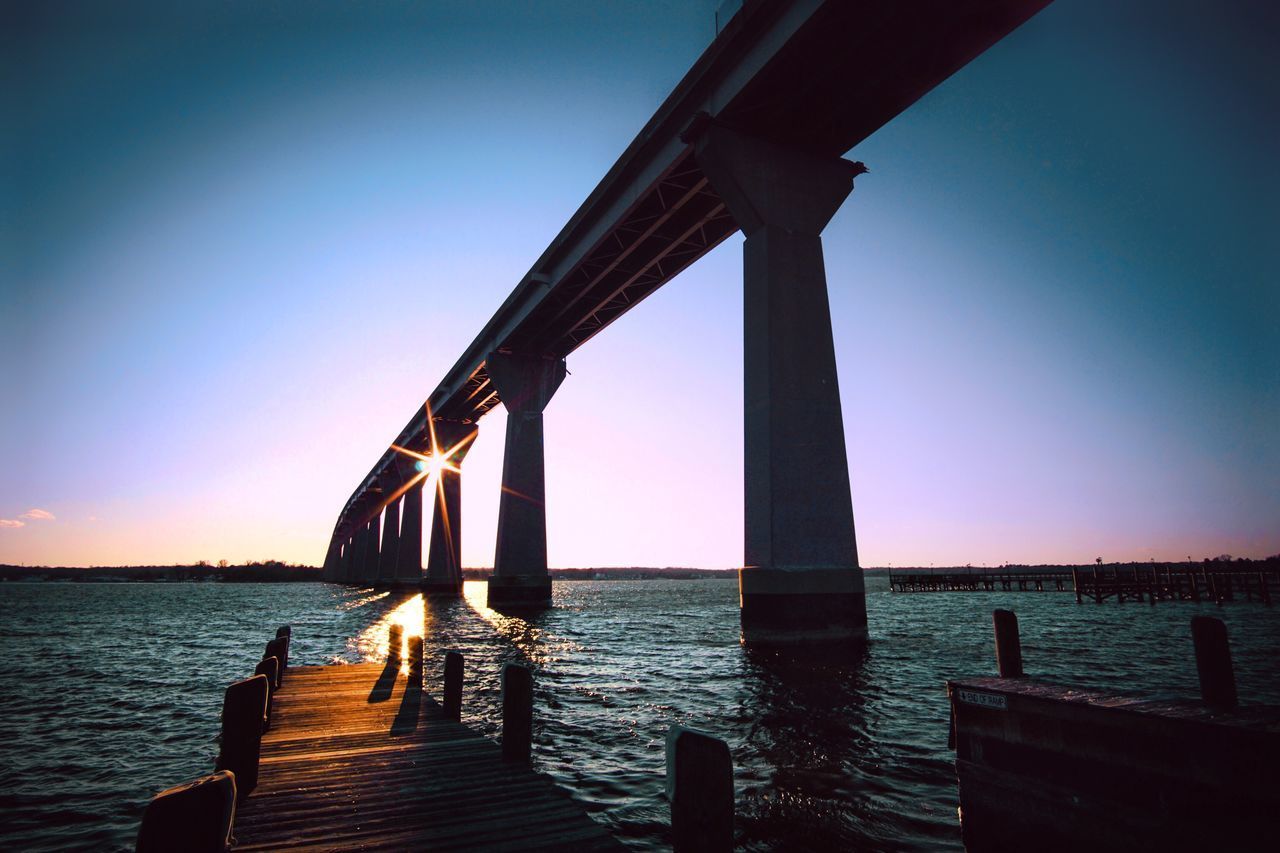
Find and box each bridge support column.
[342,536,355,582]
[322,540,340,582]
[694,123,866,645]
[362,515,381,585]
[425,423,479,596]
[396,480,424,585]
[486,352,567,609]
[377,497,402,585]
[350,527,366,583]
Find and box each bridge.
[320,0,1053,644]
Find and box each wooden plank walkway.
[232,662,621,851]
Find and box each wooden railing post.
[215,674,269,800]
[443,651,463,720]
[501,663,533,763]
[254,656,279,732]
[135,770,237,853]
[388,624,403,664]
[408,635,424,686]
[264,636,289,682]
[1191,616,1237,709]
[993,609,1024,678]
[666,725,734,853]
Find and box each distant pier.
[890,564,1277,605]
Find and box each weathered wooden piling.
[135,770,237,853]
[253,656,279,731]
[408,635,424,685]
[264,636,288,682]
[992,609,1023,678]
[501,662,533,763]
[215,674,269,800]
[443,650,463,720]
[666,726,734,853]
[387,623,403,662]
[1191,615,1237,709]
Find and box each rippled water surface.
[2,578,1278,851]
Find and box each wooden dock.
[231,661,621,851]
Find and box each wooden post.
[254,656,279,732]
[1072,568,1082,604]
[408,635,424,686]
[993,609,1024,678]
[1259,572,1272,605]
[443,651,464,720]
[215,674,269,800]
[1190,616,1237,710]
[264,636,288,680]
[135,770,237,853]
[501,663,533,763]
[387,624,403,663]
[666,725,734,853]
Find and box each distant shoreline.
[2,557,1272,583]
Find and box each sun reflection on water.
[355,593,425,673]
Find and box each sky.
[2,0,1276,569]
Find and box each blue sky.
[2,1,1276,567]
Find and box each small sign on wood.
[957,688,1008,710]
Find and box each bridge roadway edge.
[231,663,622,851]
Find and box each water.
[1,578,1277,851]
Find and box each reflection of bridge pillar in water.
[694,123,867,645]
[376,495,401,585]
[424,422,478,596]
[485,352,567,609]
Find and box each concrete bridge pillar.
[342,536,355,582]
[351,526,366,583]
[425,422,479,596]
[485,352,567,608]
[377,497,402,585]
[362,514,381,585]
[694,123,866,645]
[396,479,424,585]
[322,540,340,582]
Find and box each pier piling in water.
[253,656,279,731]
[992,609,1023,678]
[135,770,237,853]
[443,650,463,720]
[666,726,734,853]
[501,662,533,763]
[1190,616,1237,709]
[215,674,269,800]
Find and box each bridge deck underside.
[232,663,620,851]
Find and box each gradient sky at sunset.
[3,1,1276,569]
